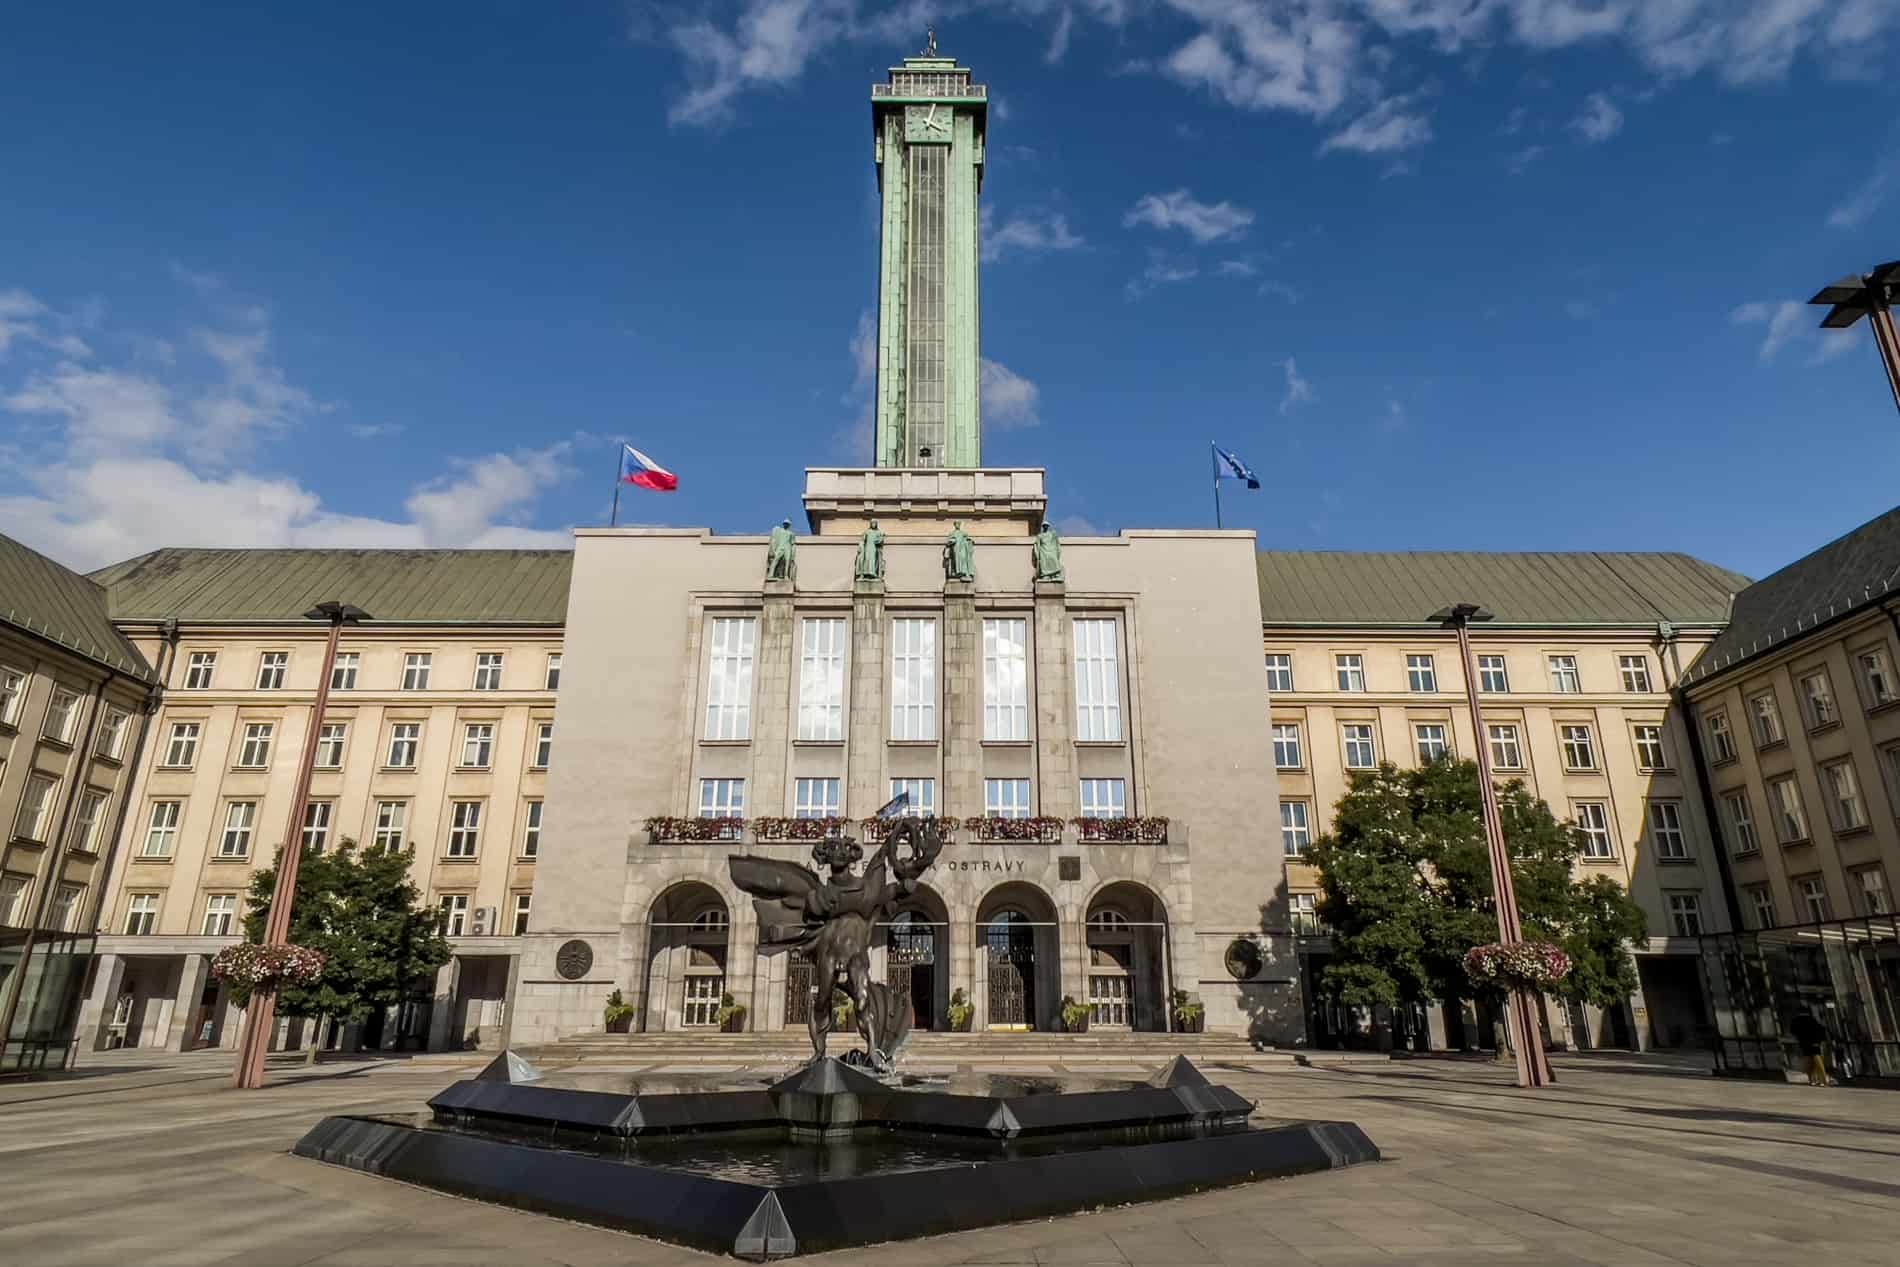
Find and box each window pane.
[798,619,847,741]
[705,618,757,740]
[891,619,937,741]
[1073,619,1121,741]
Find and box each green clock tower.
[870,37,987,468]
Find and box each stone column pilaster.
[942,579,981,816]
[76,952,125,1052]
[751,579,797,816]
[1033,582,1077,820]
[170,954,210,1051]
[846,581,887,816]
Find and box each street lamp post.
[1810,260,1900,417]
[233,601,368,1090]
[1432,603,1554,1089]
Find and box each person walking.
[1789,1010,1830,1086]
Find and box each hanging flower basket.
[211,943,327,992]
[1464,941,1570,992]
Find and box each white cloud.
[404,445,573,547]
[1258,279,1302,304]
[1158,7,1359,118]
[1123,189,1254,243]
[1508,143,1547,171]
[981,358,1041,429]
[834,308,877,458]
[1046,6,1074,62]
[1279,356,1314,414]
[1569,91,1623,142]
[1321,95,1434,154]
[1827,169,1889,230]
[346,422,405,439]
[980,205,1086,262]
[1054,513,1102,536]
[0,288,94,361]
[1124,253,1200,299]
[1730,299,1810,362]
[1217,259,1257,277]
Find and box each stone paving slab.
[6,1051,1900,1265]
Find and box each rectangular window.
[1574,801,1614,859]
[1477,654,1509,693]
[982,618,1029,741]
[683,974,724,1027]
[1769,777,1809,843]
[1289,892,1322,936]
[1618,655,1652,693]
[0,666,23,725]
[218,802,256,858]
[1856,646,1897,708]
[142,800,181,858]
[402,652,432,691]
[50,883,84,932]
[1281,801,1311,856]
[512,891,533,935]
[315,722,346,768]
[440,893,470,937]
[533,722,553,769]
[1800,670,1838,729]
[1749,691,1784,747]
[0,874,28,925]
[1548,655,1581,693]
[236,721,274,768]
[202,894,238,937]
[184,651,218,689]
[544,652,562,691]
[70,790,108,853]
[124,893,159,936]
[698,778,745,818]
[1335,654,1365,692]
[889,778,935,817]
[521,801,543,857]
[1797,876,1831,923]
[1649,801,1687,860]
[256,651,288,690]
[1073,618,1122,741]
[1632,723,1669,771]
[1747,885,1776,930]
[1855,867,1892,916]
[1264,653,1293,692]
[1079,778,1126,819]
[1342,723,1376,769]
[386,721,420,768]
[890,618,937,741]
[330,652,359,690]
[1487,723,1524,770]
[446,801,483,857]
[473,652,504,691]
[1406,654,1437,693]
[373,801,408,850]
[798,618,847,742]
[704,617,757,740]
[460,722,494,769]
[794,777,842,819]
[301,801,333,851]
[17,774,57,841]
[985,778,1032,819]
[97,707,129,759]
[1559,724,1597,771]
[1414,723,1449,764]
[1723,792,1759,855]
[1707,711,1736,763]
[1824,760,1867,832]
[1272,723,1303,770]
[1667,893,1703,937]
[43,687,79,743]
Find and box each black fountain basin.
[292,1054,1378,1260]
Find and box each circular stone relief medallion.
[1224,937,1263,980]
[555,939,595,980]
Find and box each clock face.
[904,104,953,144]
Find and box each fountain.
[292,817,1379,1259]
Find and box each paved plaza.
[3,1049,1899,1267]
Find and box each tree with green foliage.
[1306,759,1646,1020]
[240,840,451,1051]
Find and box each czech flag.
[620,444,678,492]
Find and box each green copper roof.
[0,533,155,681]
[1256,551,1749,627]
[90,548,573,625]
[1687,505,1900,683]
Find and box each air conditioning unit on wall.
[470,906,497,936]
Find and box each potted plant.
[1060,995,1090,1034]
[603,988,635,1034]
[716,993,748,1033]
[947,988,973,1032]
[832,990,856,1031]
[1171,989,1205,1034]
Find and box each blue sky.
[1,2,1895,579]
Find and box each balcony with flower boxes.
[643,814,1172,848]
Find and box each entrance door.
[785,953,813,1028]
[908,963,934,1029]
[887,911,936,1030]
[986,911,1035,1029]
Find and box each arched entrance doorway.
[1086,882,1169,1032]
[645,883,730,1032]
[883,882,949,1031]
[976,883,1060,1031]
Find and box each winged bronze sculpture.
[728,815,945,1071]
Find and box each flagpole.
[610,444,623,527]
[1211,443,1223,530]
